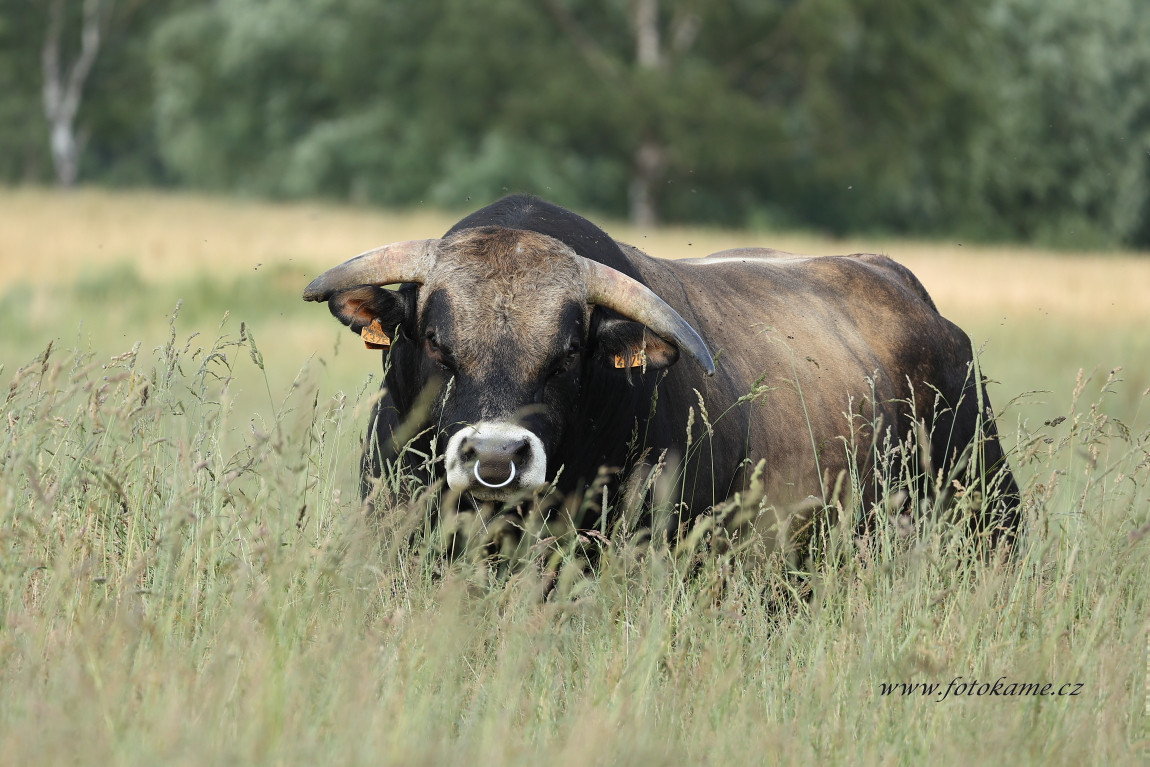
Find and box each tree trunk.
[41,0,104,188]
[629,139,663,229]
[634,0,660,70]
[629,0,664,228]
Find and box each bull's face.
[303,227,713,502]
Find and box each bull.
[303,195,1020,553]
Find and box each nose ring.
[473,460,517,489]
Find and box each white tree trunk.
[42,0,104,187]
[634,0,661,70]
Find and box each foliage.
[0,4,50,181]
[968,0,1150,248]
[1,0,1148,244]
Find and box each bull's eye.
[425,330,451,369]
[547,340,581,380]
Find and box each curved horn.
[581,259,715,376]
[302,239,438,301]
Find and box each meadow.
[1,188,1149,764]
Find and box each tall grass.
[2,313,1148,765]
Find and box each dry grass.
[0,187,449,284]
[5,187,1149,324]
[2,187,1149,765]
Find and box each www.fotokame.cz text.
[879,676,1083,702]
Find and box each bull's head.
[303,227,713,501]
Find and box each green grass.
[2,305,1149,765]
[2,189,1150,764]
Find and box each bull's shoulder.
[615,242,651,263]
[841,253,939,314]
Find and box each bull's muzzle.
[445,423,546,501]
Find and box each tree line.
[2,0,1148,248]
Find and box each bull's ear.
[594,316,679,371]
[327,286,413,349]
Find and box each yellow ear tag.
[361,320,391,350]
[613,353,644,369]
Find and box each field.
[2,187,1149,764]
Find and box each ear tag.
[361,320,391,350]
[613,352,645,369]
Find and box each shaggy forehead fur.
[419,228,590,375]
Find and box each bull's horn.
[302,239,438,301]
[581,259,716,376]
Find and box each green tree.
[7,0,1136,248]
[964,0,1150,248]
[0,5,50,181]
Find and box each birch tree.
[41,0,106,187]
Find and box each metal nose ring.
[474,460,517,489]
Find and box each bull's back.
[681,247,939,313]
[658,248,951,389]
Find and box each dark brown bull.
[303,196,1019,552]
